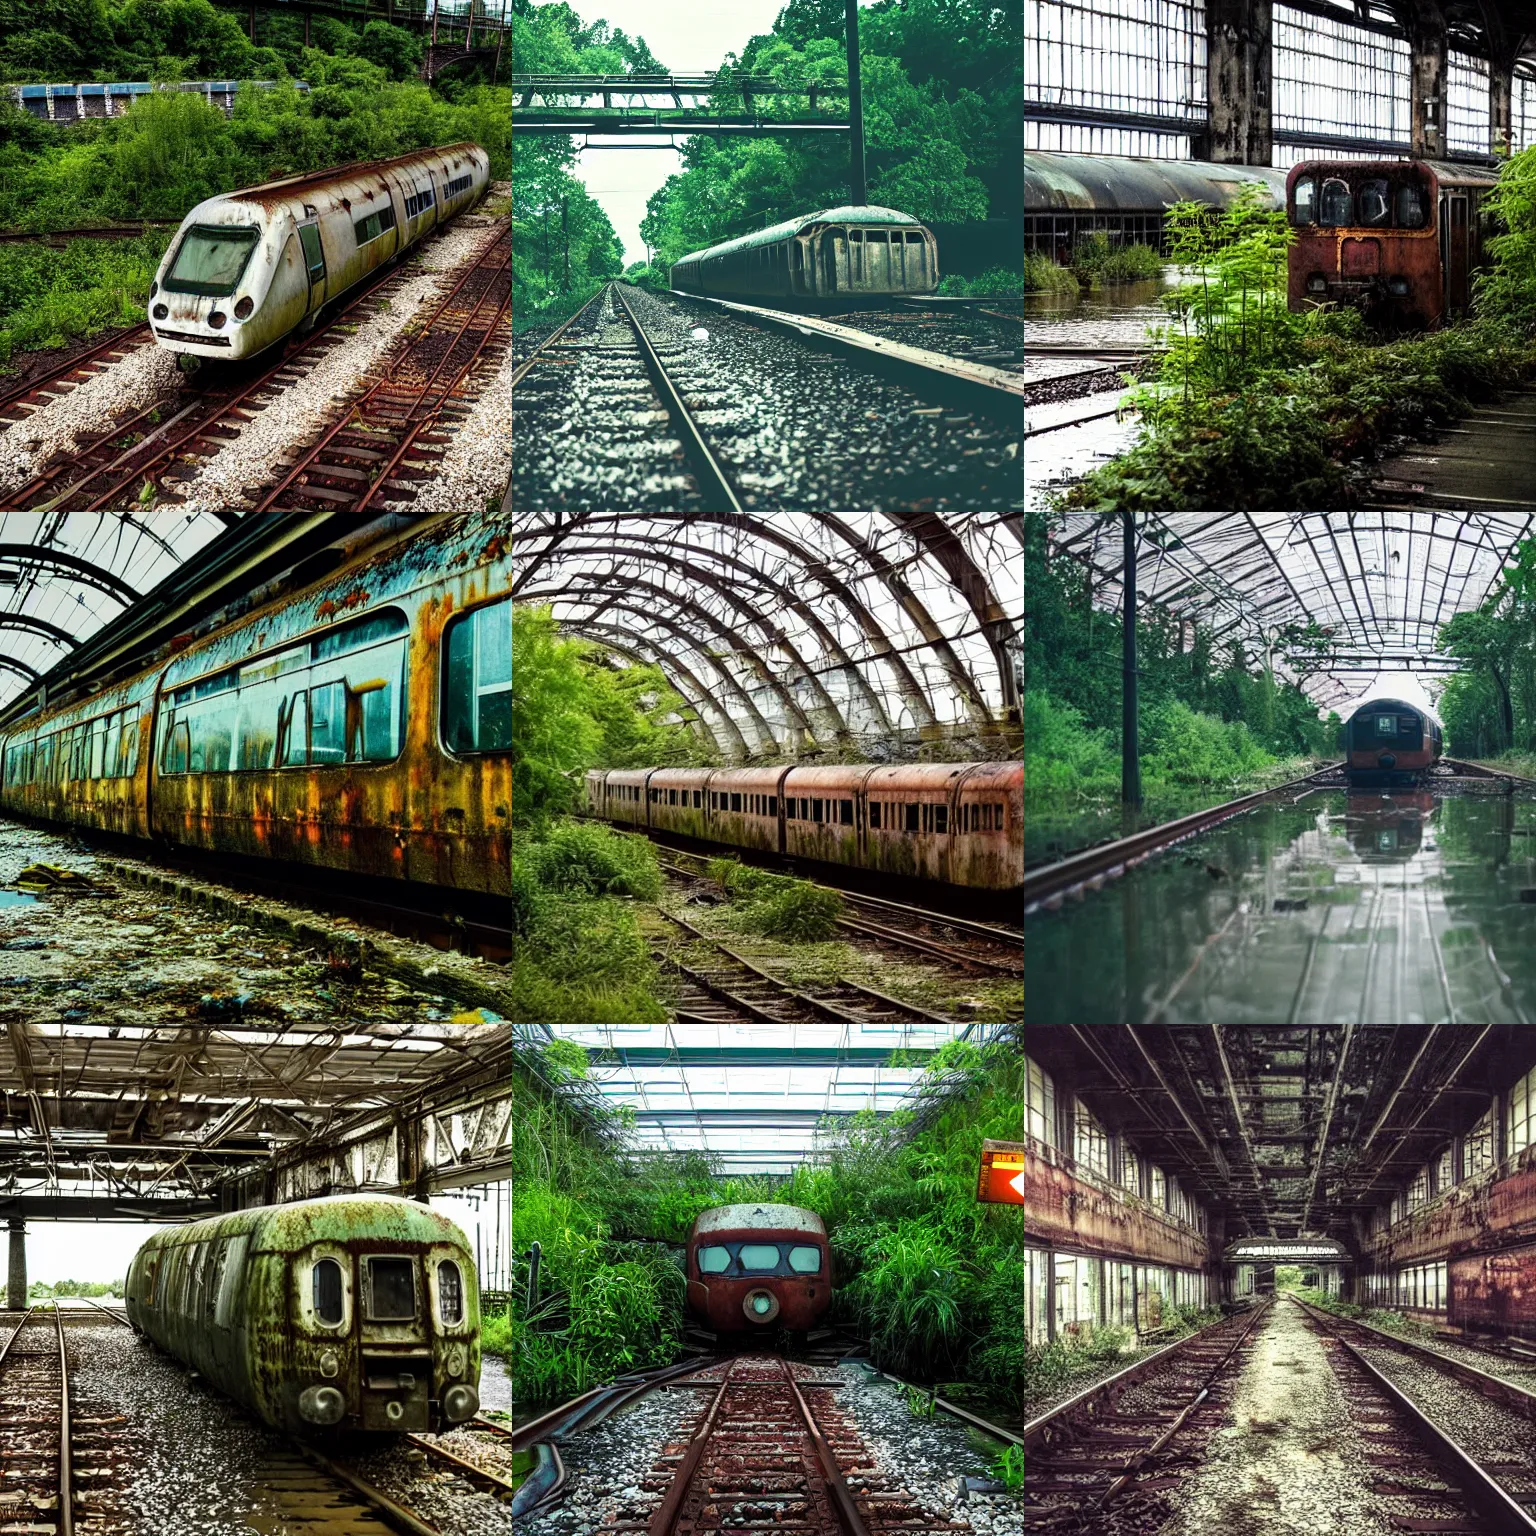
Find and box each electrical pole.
[562,197,570,291]
[542,204,550,285]
[845,0,866,205]
[1122,512,1141,808]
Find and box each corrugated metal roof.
[675,204,923,266]
[1025,152,1290,213]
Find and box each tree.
[355,20,423,81]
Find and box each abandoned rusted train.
[1340,697,1444,786]
[126,1194,481,1435]
[150,142,491,360]
[0,512,510,896]
[687,1204,832,1335]
[585,761,1023,891]
[1287,159,1500,329]
[670,205,938,301]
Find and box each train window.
[353,204,396,246]
[37,735,53,783]
[313,1258,344,1326]
[905,803,919,832]
[1320,179,1353,226]
[738,1244,781,1271]
[1374,715,1398,736]
[812,798,824,823]
[668,789,677,806]
[280,691,309,766]
[787,1245,821,1274]
[236,682,278,770]
[1397,182,1427,229]
[366,1256,416,1320]
[205,1242,227,1322]
[1358,179,1389,227]
[102,714,121,778]
[143,1254,159,1306]
[768,795,777,815]
[869,801,881,829]
[905,231,923,243]
[840,799,852,825]
[935,804,948,834]
[215,1234,249,1328]
[693,790,702,808]
[697,1246,730,1273]
[994,801,1005,826]
[438,1260,464,1324]
[867,229,888,242]
[442,598,511,753]
[164,224,259,297]
[849,229,863,241]
[309,681,345,764]
[162,720,190,776]
[1291,178,1317,225]
[730,792,742,812]
[922,803,933,833]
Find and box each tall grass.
[1022,252,1076,295]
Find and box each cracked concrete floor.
[1153,1299,1402,1536]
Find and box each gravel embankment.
[515,284,1021,511]
[158,221,506,513]
[0,341,182,496]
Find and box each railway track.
[656,846,1021,977]
[0,218,507,512]
[0,323,152,425]
[1021,1301,1272,1533]
[512,281,1021,512]
[1292,1297,1536,1535]
[653,906,957,1025]
[631,1353,967,1536]
[0,1305,73,1536]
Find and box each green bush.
[1143,698,1272,785]
[1022,251,1076,295]
[527,819,663,900]
[1023,690,1118,791]
[940,265,1027,297]
[1070,233,1163,283]
[706,859,844,942]
[509,857,542,938]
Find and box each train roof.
[217,142,486,210]
[1025,152,1289,213]
[690,1203,827,1238]
[1285,157,1501,188]
[134,1194,473,1254]
[674,204,924,266]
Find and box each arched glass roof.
[519,1024,1013,1173]
[0,512,239,714]
[1050,508,1534,707]
[512,513,1024,759]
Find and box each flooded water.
[1025,275,1170,349]
[0,890,37,909]
[1027,788,1536,1024]
[1027,786,1261,867]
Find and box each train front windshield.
[1290,171,1429,230]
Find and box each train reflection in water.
[1344,791,1438,863]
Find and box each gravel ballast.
[515,284,1021,511]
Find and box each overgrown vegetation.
[1290,1287,1438,1341]
[937,264,1026,297]
[706,857,845,942]
[1023,250,1076,296]
[28,1277,121,1299]
[1022,1305,1220,1407]
[1436,536,1536,757]
[1068,233,1162,285]
[1024,512,1335,817]
[0,0,508,365]
[1050,182,1536,512]
[511,1036,1023,1418]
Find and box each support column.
[1491,51,1515,158]
[1121,512,1141,808]
[845,0,867,205]
[6,1220,24,1311]
[1409,13,1448,158]
[1202,0,1272,165]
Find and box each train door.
[822,229,845,294]
[297,212,328,315]
[1446,193,1470,317]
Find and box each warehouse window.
[1122,1145,1141,1197]
[1150,1164,1166,1208]
[1432,1144,1454,1195]
[1465,1103,1496,1179]
[1026,1245,1050,1341]
[1406,1163,1430,1211]
[443,597,510,753]
[1511,1064,1536,1158]
[1026,1054,1054,1149]
[1073,1098,1109,1179]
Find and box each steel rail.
[251,227,510,514]
[76,1297,131,1327]
[1295,1298,1536,1535]
[405,1431,516,1496]
[1023,765,1340,915]
[509,285,609,391]
[778,1354,869,1536]
[0,323,151,417]
[1444,757,1536,790]
[287,1438,441,1536]
[54,1303,73,1536]
[610,281,746,511]
[647,1360,740,1536]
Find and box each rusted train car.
[0,511,510,896]
[1287,159,1500,329]
[585,760,1023,891]
[149,142,491,360]
[126,1194,481,1435]
[670,205,938,302]
[686,1204,831,1336]
[1340,698,1443,786]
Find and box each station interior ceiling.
[1027,1026,1536,1242]
[515,1023,1015,1173]
[511,513,1024,757]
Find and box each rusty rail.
[0,323,152,420]
[1444,758,1536,791]
[1023,765,1340,916]
[0,1305,74,1535]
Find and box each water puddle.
[0,891,38,909]
[1027,789,1536,1023]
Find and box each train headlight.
[742,1289,780,1324]
[319,1350,339,1379]
[208,311,227,329]
[234,296,254,320]
[152,304,169,321]
[1306,274,1327,294]
[298,1385,346,1425]
[443,1384,479,1422]
[446,1345,466,1379]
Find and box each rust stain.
[315,600,339,620]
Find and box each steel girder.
[514,513,1008,735]
[0,613,76,650]
[0,544,143,605]
[0,656,41,687]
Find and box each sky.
[17,1196,503,1290]
[562,0,793,263]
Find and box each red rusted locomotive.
[1341,698,1443,786]
[687,1204,832,1336]
[585,761,1022,892]
[1287,159,1500,329]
